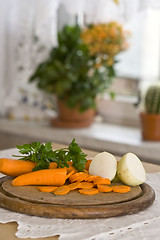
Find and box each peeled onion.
[117,152,146,186]
[89,151,117,181]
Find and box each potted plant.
[29,23,129,128]
[140,84,160,140]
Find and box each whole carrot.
[12,168,67,186]
[0,158,36,177]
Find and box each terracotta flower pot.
[140,112,160,141]
[51,99,96,128]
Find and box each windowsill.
[0,118,160,165]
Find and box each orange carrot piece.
[68,182,81,190]
[112,185,131,193]
[49,162,58,169]
[79,188,99,195]
[53,185,70,195]
[12,168,67,186]
[76,173,88,182]
[69,172,87,183]
[93,177,111,186]
[66,170,75,180]
[97,184,113,193]
[0,158,36,177]
[37,186,58,192]
[66,162,78,174]
[79,182,94,189]
[85,159,92,171]
[85,175,99,182]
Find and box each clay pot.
[140,112,160,141]
[51,99,96,128]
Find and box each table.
[0,143,160,240]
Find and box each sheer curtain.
[0,0,59,116]
[0,0,160,116]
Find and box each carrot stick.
[68,182,81,190]
[112,185,131,193]
[97,184,113,193]
[12,168,67,186]
[79,188,99,195]
[79,182,94,189]
[53,185,70,195]
[0,158,36,177]
[37,186,58,192]
[93,177,111,186]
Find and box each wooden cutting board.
[0,177,155,219]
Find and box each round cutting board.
[0,177,155,219]
[2,180,142,206]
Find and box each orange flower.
[81,21,130,66]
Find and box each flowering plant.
[29,22,129,112]
[81,21,129,67]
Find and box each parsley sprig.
[13,138,87,172]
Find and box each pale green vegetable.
[89,152,117,181]
[117,152,146,186]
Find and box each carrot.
[112,185,131,193]
[68,182,81,190]
[53,185,70,195]
[85,175,100,182]
[65,162,78,174]
[49,162,58,169]
[66,170,75,180]
[79,188,99,195]
[97,184,113,193]
[79,182,94,189]
[37,186,58,192]
[0,158,36,177]
[85,159,92,170]
[12,168,67,186]
[93,177,111,186]
[69,172,87,183]
[77,173,88,182]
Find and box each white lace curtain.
[0,0,160,116]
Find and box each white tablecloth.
[0,149,160,240]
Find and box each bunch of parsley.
[13,138,87,172]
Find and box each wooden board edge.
[0,179,155,219]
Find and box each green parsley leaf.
[13,138,87,172]
[67,138,87,171]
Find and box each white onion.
[89,151,117,181]
[117,152,146,186]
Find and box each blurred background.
[0,0,160,163]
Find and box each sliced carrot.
[12,168,67,186]
[65,162,78,174]
[66,170,75,180]
[85,175,99,182]
[112,185,131,193]
[76,173,88,182]
[79,188,99,195]
[49,162,58,169]
[53,185,70,195]
[85,159,92,171]
[68,182,81,190]
[69,172,87,183]
[79,182,94,189]
[93,177,111,186]
[97,184,113,193]
[37,186,58,192]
